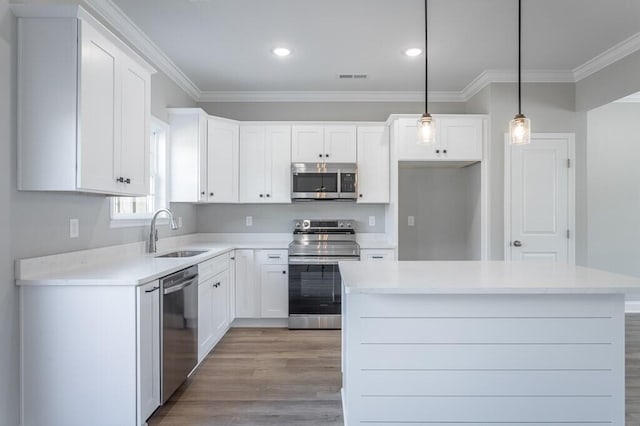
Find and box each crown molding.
[197,90,468,103]
[461,69,576,101]
[84,0,201,100]
[573,31,640,81]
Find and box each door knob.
[512,240,522,247]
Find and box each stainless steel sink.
[156,250,207,258]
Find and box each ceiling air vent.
[338,74,368,80]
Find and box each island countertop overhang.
[339,260,640,295]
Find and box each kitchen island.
[339,261,640,426]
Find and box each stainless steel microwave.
[291,163,357,201]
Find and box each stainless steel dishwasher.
[160,265,198,403]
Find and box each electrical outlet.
[245,216,253,227]
[369,216,375,226]
[178,217,183,228]
[69,218,79,238]
[408,216,415,227]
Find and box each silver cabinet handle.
[512,240,522,247]
[268,255,281,259]
[145,286,159,293]
[372,256,384,259]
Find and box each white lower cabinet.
[260,264,289,318]
[197,254,231,362]
[137,280,161,424]
[360,249,396,261]
[234,249,289,319]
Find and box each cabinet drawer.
[198,254,229,281]
[255,249,288,265]
[360,249,395,261]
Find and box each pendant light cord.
[518,0,522,115]
[425,0,428,112]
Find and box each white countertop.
[339,261,640,295]
[15,233,395,287]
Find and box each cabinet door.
[119,57,150,196]
[397,118,441,161]
[291,125,325,163]
[168,110,208,202]
[239,125,266,203]
[207,118,239,202]
[357,126,389,203]
[137,281,160,424]
[324,125,357,163]
[234,250,259,318]
[197,278,214,362]
[260,264,289,318]
[212,270,230,340]
[440,117,483,160]
[265,125,292,203]
[77,20,119,193]
[197,115,208,202]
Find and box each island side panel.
[343,293,624,425]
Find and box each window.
[110,117,169,227]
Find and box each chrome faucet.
[148,208,179,253]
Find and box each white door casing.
[505,133,575,263]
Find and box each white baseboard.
[626,301,640,313]
[231,318,288,328]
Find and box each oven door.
[288,257,359,328]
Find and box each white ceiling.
[109,0,640,98]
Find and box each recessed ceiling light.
[272,47,292,57]
[405,48,423,57]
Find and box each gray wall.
[0,1,19,424]
[586,102,640,276]
[398,163,481,261]
[2,3,198,424]
[199,101,465,121]
[197,203,386,233]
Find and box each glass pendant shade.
[417,113,436,145]
[509,113,531,145]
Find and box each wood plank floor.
[150,315,640,426]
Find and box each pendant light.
[417,0,435,144]
[509,0,531,145]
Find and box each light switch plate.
[369,216,376,226]
[69,218,79,238]
[246,216,253,227]
[408,216,415,227]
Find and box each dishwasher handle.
[163,277,197,295]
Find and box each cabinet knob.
[116,177,124,183]
[359,194,363,198]
[259,194,263,198]
[124,178,131,184]
[443,149,447,154]
[325,154,329,158]
[266,194,271,198]
[512,240,523,247]
[318,154,322,158]
[210,192,214,196]
[435,149,440,154]
[201,191,205,195]
[282,270,287,274]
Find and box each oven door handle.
[288,256,360,265]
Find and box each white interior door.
[506,134,574,263]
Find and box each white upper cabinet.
[207,117,240,203]
[324,125,357,163]
[169,109,208,203]
[291,124,357,163]
[14,6,153,196]
[357,126,389,203]
[240,125,291,203]
[169,110,239,203]
[397,115,484,162]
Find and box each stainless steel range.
[288,219,360,329]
